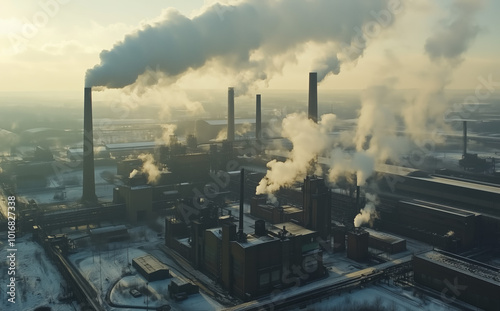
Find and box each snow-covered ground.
[68,225,224,311]
[289,284,461,311]
[0,233,74,311]
[16,165,117,205]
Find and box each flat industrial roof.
[416,251,500,285]
[270,222,316,237]
[414,175,500,195]
[202,119,256,126]
[106,141,157,150]
[401,199,476,218]
[132,254,169,275]
[365,228,405,245]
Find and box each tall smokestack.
[238,168,246,241]
[227,87,235,142]
[355,185,360,209]
[82,87,97,205]
[308,72,318,123]
[463,120,467,156]
[256,94,262,141]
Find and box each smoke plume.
[404,0,483,142]
[425,0,483,64]
[256,113,336,196]
[158,124,178,145]
[129,153,167,185]
[354,193,379,227]
[85,0,395,90]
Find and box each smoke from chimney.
[84,1,397,91]
[354,193,379,228]
[82,87,97,205]
[227,87,235,142]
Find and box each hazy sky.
[1,0,499,93]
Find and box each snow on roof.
[417,251,500,285]
[365,228,405,245]
[132,254,169,275]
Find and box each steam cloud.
[85,0,395,90]
[256,0,485,228]
[425,0,483,63]
[215,122,253,141]
[354,193,379,228]
[256,113,336,198]
[129,153,167,185]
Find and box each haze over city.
[1,1,500,311]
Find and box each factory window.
[259,272,270,287]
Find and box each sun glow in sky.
[0,0,499,93]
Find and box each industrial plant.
[1,70,499,311]
[2,0,500,310]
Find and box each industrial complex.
[1,71,500,311]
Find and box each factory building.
[132,254,170,282]
[249,176,331,240]
[378,198,478,252]
[250,197,303,224]
[203,221,324,300]
[365,229,406,254]
[114,185,153,223]
[346,229,369,262]
[303,176,331,239]
[414,250,500,310]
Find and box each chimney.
[463,120,467,156]
[256,94,262,141]
[227,87,235,142]
[238,168,246,241]
[355,185,360,209]
[308,72,318,123]
[82,87,97,205]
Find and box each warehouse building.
[132,254,170,282]
[414,250,500,310]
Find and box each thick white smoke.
[403,0,484,143]
[256,0,485,228]
[129,153,167,185]
[158,124,178,145]
[425,0,483,64]
[85,0,395,90]
[256,113,336,196]
[354,193,379,228]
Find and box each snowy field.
[289,285,462,311]
[68,225,224,311]
[0,233,74,311]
